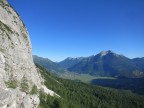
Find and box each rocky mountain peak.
[99,50,114,57]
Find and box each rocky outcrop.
[0,88,40,108]
[0,0,58,107]
[0,0,41,89]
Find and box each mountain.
[2,1,144,108]
[58,57,84,68]
[0,1,57,108]
[132,57,144,70]
[59,50,144,77]
[33,55,66,73]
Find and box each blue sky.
[8,0,144,61]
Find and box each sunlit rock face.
[0,0,42,107]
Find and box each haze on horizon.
[8,0,144,61]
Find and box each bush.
[31,85,38,95]
[20,76,29,93]
[5,79,17,89]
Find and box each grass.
[60,72,116,83]
[5,79,17,89]
[30,84,38,95]
[20,76,29,93]
[0,20,13,40]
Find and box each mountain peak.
[66,57,74,60]
[99,50,114,57]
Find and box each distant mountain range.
[58,57,84,69]
[33,55,66,73]
[33,50,144,78]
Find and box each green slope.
[33,55,65,73]
[37,64,144,108]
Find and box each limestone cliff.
[0,0,55,107]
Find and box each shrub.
[5,79,17,89]
[31,85,38,95]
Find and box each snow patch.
[100,51,109,57]
[99,50,114,57]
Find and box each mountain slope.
[37,64,144,108]
[33,55,66,73]
[59,57,84,68]
[132,57,144,71]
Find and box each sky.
[8,0,144,61]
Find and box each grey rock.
[0,0,41,88]
[0,0,42,108]
[0,1,59,108]
[0,88,40,108]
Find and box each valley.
[1,0,144,108]
[60,72,116,83]
[33,53,144,96]
[33,50,144,78]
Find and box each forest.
[36,64,144,108]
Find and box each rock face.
[0,0,43,107]
[0,88,40,108]
[0,0,41,88]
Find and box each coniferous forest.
[36,64,144,108]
